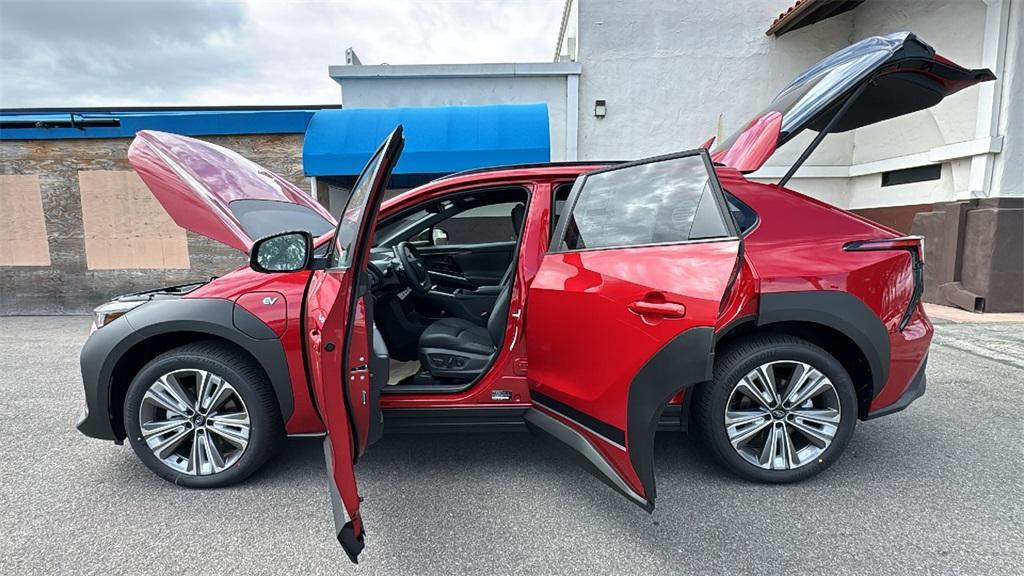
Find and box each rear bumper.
[865,356,927,420]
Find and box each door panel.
[447,241,515,285]
[420,240,515,286]
[526,148,741,509]
[527,241,740,504]
[305,269,365,560]
[304,126,404,563]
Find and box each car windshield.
[373,207,433,246]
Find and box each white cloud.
[0,0,565,108]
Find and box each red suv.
[78,33,991,561]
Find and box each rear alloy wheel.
[725,360,841,471]
[124,342,283,488]
[695,334,857,483]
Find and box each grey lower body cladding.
[78,297,293,442]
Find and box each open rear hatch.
[128,130,336,253]
[712,32,995,174]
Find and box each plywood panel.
[0,174,51,266]
[78,170,190,269]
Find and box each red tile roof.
[767,0,865,37]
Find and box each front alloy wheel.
[139,369,251,476]
[694,334,857,483]
[124,342,283,488]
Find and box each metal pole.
[778,80,871,188]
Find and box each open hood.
[712,32,996,173]
[128,130,336,254]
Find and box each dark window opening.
[881,164,941,187]
[374,187,528,248]
[551,182,575,234]
[723,191,758,234]
[228,199,335,240]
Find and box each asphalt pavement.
[1,315,1021,575]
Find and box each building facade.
[560,0,1023,312]
[331,0,1022,312]
[0,104,551,314]
[1,1,1019,314]
[0,109,317,314]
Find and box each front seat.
[417,281,510,379]
[417,203,522,379]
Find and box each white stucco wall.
[574,0,854,167]
[849,1,986,166]
[333,66,574,161]
[556,0,579,62]
[325,0,1018,207]
[990,0,1024,198]
[572,0,1011,209]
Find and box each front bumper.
[865,356,927,420]
[77,314,135,441]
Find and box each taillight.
[843,236,924,332]
[718,243,745,318]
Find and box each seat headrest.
[511,203,525,238]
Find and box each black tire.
[693,334,857,483]
[123,341,284,488]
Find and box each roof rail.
[431,160,624,182]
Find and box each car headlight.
[92,300,146,330]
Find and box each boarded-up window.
[78,170,190,269]
[0,174,51,266]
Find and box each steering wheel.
[393,241,433,295]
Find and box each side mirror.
[431,227,449,246]
[249,230,313,273]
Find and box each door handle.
[628,300,686,318]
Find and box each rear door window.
[554,150,735,252]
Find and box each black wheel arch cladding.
[755,291,890,399]
[627,326,715,502]
[79,298,294,440]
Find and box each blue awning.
[302,103,550,177]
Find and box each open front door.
[526,149,740,509]
[304,126,404,563]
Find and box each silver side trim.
[533,402,626,451]
[524,408,648,508]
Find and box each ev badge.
[262,296,279,306]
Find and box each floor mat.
[388,359,422,385]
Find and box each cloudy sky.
[0,0,565,108]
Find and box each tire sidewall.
[124,348,277,488]
[707,340,858,483]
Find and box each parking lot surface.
[1,316,1022,575]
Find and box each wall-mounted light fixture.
[594,99,607,118]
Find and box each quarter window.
[559,153,729,251]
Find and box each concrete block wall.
[0,134,307,314]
